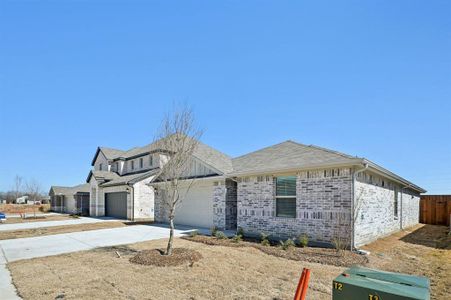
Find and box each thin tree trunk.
[166,210,175,255]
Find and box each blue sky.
[0,1,450,194]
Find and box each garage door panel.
[105,192,127,219]
[174,185,213,228]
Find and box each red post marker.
[294,268,311,300]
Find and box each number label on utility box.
[333,281,343,291]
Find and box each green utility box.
[332,266,430,300]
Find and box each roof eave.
[363,159,426,193]
[91,147,102,166]
[228,159,364,177]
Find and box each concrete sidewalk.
[0,216,120,232]
[0,223,200,299]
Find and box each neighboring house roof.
[100,169,159,187]
[191,141,233,174]
[91,147,125,165]
[49,183,90,196]
[92,135,232,175]
[230,140,425,193]
[149,135,233,175]
[86,170,120,183]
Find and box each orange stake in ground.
[293,268,311,300]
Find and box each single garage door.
[174,183,214,228]
[105,192,128,219]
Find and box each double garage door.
[105,192,128,219]
[174,184,214,228]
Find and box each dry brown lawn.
[0,204,50,214]
[0,221,126,240]
[8,224,450,300]
[3,215,77,224]
[362,224,451,300]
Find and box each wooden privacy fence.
[420,195,451,226]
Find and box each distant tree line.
[0,175,47,204]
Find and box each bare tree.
[332,185,365,253]
[154,105,202,255]
[26,179,42,218]
[13,175,23,203]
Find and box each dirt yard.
[362,224,451,300]
[0,204,50,214]
[0,221,126,240]
[8,224,450,300]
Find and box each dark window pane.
[276,198,296,218]
[276,176,297,196]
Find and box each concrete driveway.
[0,216,120,232]
[0,224,198,262]
[0,223,201,300]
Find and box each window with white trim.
[131,160,134,170]
[275,176,297,218]
[99,163,103,171]
[149,155,153,166]
[139,157,143,168]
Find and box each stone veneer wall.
[132,176,155,220]
[213,179,238,230]
[354,171,420,247]
[237,168,353,244]
[153,188,168,223]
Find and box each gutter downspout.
[351,163,368,251]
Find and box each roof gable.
[91,147,124,166]
[231,140,359,175]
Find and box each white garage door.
[174,182,214,228]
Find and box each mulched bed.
[130,248,202,267]
[184,235,368,267]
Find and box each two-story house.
[87,139,232,221]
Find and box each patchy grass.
[8,224,449,300]
[0,221,127,240]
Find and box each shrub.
[190,230,199,237]
[237,227,244,236]
[332,237,349,254]
[260,233,270,246]
[280,238,296,250]
[231,234,242,243]
[261,239,270,247]
[297,234,309,248]
[210,226,218,236]
[215,231,227,239]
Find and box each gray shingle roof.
[192,141,233,174]
[50,183,90,196]
[99,147,125,160]
[100,169,159,187]
[141,136,232,174]
[231,140,361,175]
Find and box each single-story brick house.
[153,140,425,248]
[49,183,90,215]
[79,138,425,248]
